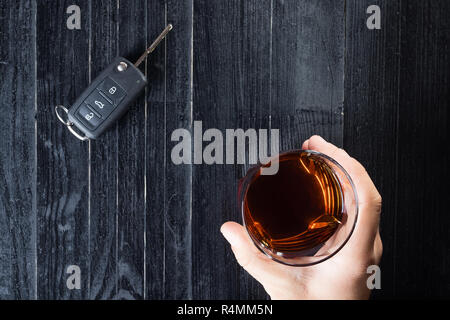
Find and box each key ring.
[55,105,89,141]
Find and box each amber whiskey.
[243,151,344,254]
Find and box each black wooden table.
[0,0,448,299]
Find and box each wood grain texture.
[271,0,346,148]
[145,0,194,299]
[0,0,36,299]
[115,0,146,299]
[395,0,449,297]
[36,0,90,299]
[89,0,118,299]
[344,0,400,299]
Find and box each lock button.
[97,77,126,106]
[77,105,102,129]
[84,92,114,118]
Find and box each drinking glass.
[238,150,358,266]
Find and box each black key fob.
[67,57,146,139]
[55,25,172,140]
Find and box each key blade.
[134,24,173,67]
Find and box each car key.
[55,24,172,140]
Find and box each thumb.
[220,221,284,287]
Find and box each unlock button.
[84,92,113,118]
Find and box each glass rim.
[239,149,359,267]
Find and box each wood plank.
[89,0,119,299]
[271,0,346,148]
[395,0,449,297]
[36,0,90,299]
[0,0,36,299]
[144,0,166,300]
[192,0,272,299]
[145,0,194,299]
[115,0,146,299]
[344,0,400,299]
[36,1,89,299]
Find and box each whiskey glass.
[238,150,358,266]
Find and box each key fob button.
[98,77,126,106]
[77,105,102,129]
[84,92,114,117]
